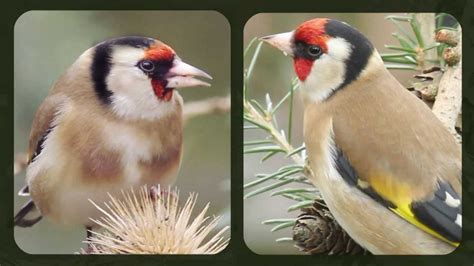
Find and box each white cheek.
[105,46,176,121]
[301,37,352,103]
[327,37,353,61]
[106,66,175,121]
[301,54,346,102]
[112,47,145,65]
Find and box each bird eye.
[307,45,322,57]
[139,60,155,72]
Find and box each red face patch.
[145,41,175,102]
[294,18,330,52]
[144,41,175,61]
[151,79,173,102]
[293,58,313,81]
[292,18,330,81]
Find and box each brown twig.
[432,26,462,143]
[183,95,230,123]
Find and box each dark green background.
[1,0,473,265]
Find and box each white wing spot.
[357,179,370,189]
[455,214,462,227]
[445,192,461,208]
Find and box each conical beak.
[166,59,213,88]
[259,31,294,57]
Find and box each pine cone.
[292,199,369,255]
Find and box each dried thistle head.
[84,186,229,254]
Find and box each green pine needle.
[276,237,294,243]
[392,33,415,49]
[244,125,259,130]
[381,52,415,58]
[244,167,301,189]
[288,200,315,212]
[243,116,270,132]
[384,45,416,53]
[272,79,299,114]
[246,42,263,82]
[262,218,297,225]
[270,221,296,232]
[271,188,318,197]
[382,56,417,65]
[387,18,417,45]
[409,15,425,48]
[250,99,268,115]
[244,179,294,199]
[244,37,258,57]
[261,151,279,162]
[244,139,274,146]
[385,15,412,22]
[384,64,417,70]
[244,146,286,154]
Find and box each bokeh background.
[244,13,426,254]
[14,11,230,254]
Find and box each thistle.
[84,185,229,254]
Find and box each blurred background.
[14,11,230,254]
[243,13,426,254]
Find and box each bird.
[260,18,461,254]
[14,36,212,241]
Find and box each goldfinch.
[14,36,212,239]
[261,18,461,254]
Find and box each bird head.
[260,18,375,103]
[89,36,212,120]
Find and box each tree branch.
[183,95,230,123]
[432,27,462,143]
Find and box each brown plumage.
[261,18,461,254]
[303,53,460,254]
[15,36,211,239]
[305,54,461,200]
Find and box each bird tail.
[15,186,42,227]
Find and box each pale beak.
[259,31,294,57]
[166,59,213,88]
